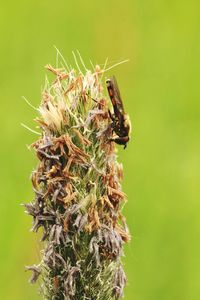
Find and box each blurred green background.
[0,0,200,299]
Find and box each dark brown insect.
[106,76,131,149]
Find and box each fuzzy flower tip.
[25,58,131,300]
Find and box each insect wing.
[110,76,125,116]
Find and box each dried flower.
[25,53,130,299]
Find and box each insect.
[106,76,131,149]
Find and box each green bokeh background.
[0,1,199,299]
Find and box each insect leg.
[108,109,115,121]
[86,93,98,103]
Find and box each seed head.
[25,55,130,300]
